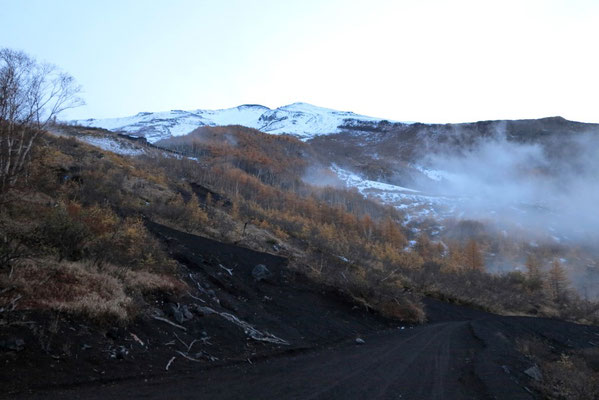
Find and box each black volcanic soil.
[3,223,599,399]
[1,222,393,398]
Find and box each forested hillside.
[4,123,598,329]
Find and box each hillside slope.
[2,125,599,399]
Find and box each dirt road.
[25,310,599,400]
[16,322,483,399]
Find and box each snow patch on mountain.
[77,136,146,156]
[413,165,455,182]
[331,165,458,222]
[332,165,419,194]
[73,103,410,143]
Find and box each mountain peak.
[278,102,340,113]
[73,102,409,143]
[236,104,270,110]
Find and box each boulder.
[524,365,543,381]
[252,264,272,281]
[181,305,194,320]
[168,303,194,324]
[169,303,185,324]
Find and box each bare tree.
[0,48,83,191]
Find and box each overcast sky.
[2,0,598,123]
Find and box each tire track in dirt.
[25,321,496,400]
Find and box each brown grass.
[3,259,185,324]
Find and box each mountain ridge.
[73,102,598,145]
[73,102,413,143]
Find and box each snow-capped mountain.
[73,102,407,143]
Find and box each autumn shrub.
[538,354,599,400]
[518,338,599,400]
[34,197,174,273]
[377,296,426,323]
[0,212,35,272]
[402,264,534,314]
[308,254,425,324]
[41,203,91,261]
[100,217,175,273]
[558,298,599,325]
[148,191,209,234]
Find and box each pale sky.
[2,0,598,123]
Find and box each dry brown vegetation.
[0,134,187,322]
[2,260,182,323]
[1,124,599,326]
[153,125,599,324]
[517,338,599,400]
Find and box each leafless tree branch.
[0,48,84,192]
